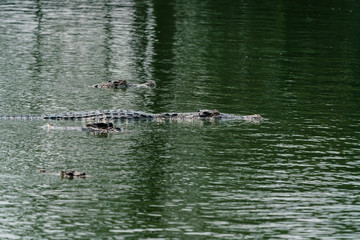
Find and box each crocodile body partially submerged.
[0,109,262,122]
[91,80,156,89]
[40,169,87,179]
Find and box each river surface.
[0,0,359,239]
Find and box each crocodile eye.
[198,110,211,117]
[203,111,211,116]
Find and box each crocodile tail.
[0,115,44,120]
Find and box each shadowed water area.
[0,0,360,239]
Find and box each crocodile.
[40,169,87,178]
[43,122,124,134]
[91,80,156,89]
[0,109,262,122]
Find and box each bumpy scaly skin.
[0,109,263,122]
[91,80,156,89]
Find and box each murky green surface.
[1,0,360,239]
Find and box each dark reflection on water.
[1,0,360,239]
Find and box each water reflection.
[32,0,44,74]
[102,1,115,78]
[131,0,155,82]
[0,0,360,239]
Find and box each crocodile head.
[198,109,221,118]
[243,114,263,121]
[145,80,156,87]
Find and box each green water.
[1,0,359,239]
